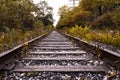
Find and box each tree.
[0,0,37,31]
[36,1,54,26]
[72,10,92,26]
[58,5,72,18]
[57,0,120,29]
[111,7,120,29]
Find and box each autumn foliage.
[56,0,120,29]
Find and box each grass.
[65,25,120,50]
[0,26,53,53]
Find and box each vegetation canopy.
[0,0,54,53]
[56,0,120,29]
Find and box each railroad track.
[0,31,120,80]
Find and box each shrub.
[68,25,120,48]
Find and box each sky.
[33,0,70,26]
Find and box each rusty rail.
[0,33,48,70]
[63,33,120,69]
